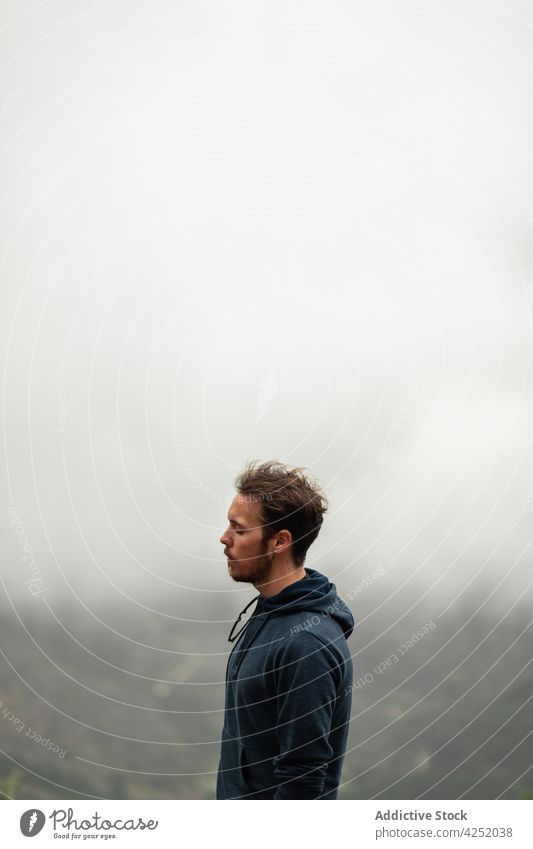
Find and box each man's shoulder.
[267,627,351,694]
[267,605,350,639]
[268,617,350,666]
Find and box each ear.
[273,529,292,553]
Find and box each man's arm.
[272,631,341,799]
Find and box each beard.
[227,537,274,587]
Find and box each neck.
[255,560,307,597]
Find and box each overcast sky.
[1,0,532,619]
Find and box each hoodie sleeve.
[272,631,342,799]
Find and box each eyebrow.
[228,515,247,529]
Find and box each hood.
[228,567,354,643]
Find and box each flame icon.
[20,808,45,837]
[255,369,278,425]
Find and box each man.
[216,460,354,800]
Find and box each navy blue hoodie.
[216,567,354,800]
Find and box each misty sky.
[1,0,532,620]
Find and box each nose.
[220,527,231,546]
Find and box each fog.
[1,0,532,800]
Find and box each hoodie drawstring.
[228,594,261,642]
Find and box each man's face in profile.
[219,495,274,586]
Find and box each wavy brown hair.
[234,460,328,566]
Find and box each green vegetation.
[0,591,531,799]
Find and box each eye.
[236,530,245,535]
